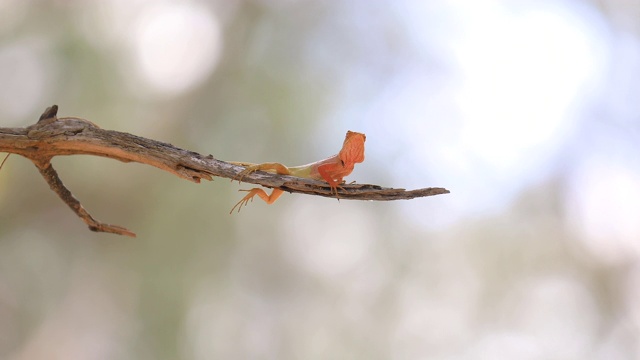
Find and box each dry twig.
[0,105,449,237]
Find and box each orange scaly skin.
[230,131,366,213]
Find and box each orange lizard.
[230,130,366,213]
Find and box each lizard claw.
[229,189,254,213]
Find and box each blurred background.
[0,0,639,359]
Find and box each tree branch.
[0,105,449,236]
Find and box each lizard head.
[339,131,366,166]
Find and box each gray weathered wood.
[0,105,449,236]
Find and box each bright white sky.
[371,0,609,221]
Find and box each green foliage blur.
[0,1,639,359]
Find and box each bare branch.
[0,105,449,236]
[33,159,136,237]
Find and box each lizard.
[229,130,366,213]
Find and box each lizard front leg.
[316,163,345,198]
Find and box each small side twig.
[0,105,450,236]
[33,159,136,237]
[0,153,9,171]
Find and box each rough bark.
[0,105,449,237]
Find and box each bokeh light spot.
[131,2,222,96]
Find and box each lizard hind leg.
[230,188,285,214]
[232,162,292,184]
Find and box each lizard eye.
[340,159,345,166]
